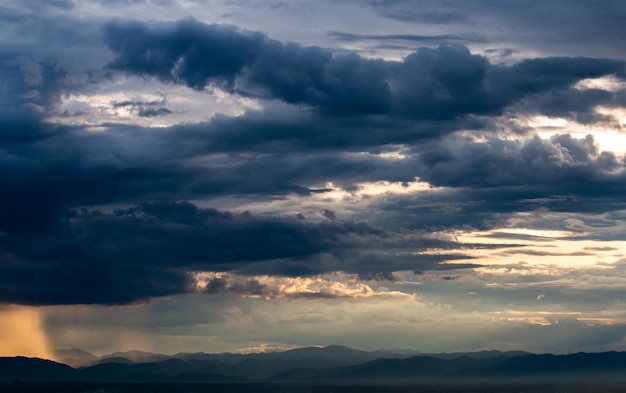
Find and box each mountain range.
[2,346,626,384]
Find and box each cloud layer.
[1,11,626,306]
[2,0,626,355]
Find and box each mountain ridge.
[54,345,531,368]
[7,347,626,383]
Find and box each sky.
[1,0,626,358]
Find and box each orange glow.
[0,305,55,360]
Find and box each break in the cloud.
[2,0,626,355]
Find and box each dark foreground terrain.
[4,381,626,393]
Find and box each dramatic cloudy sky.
[2,0,626,358]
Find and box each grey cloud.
[0,3,103,55]
[455,54,605,109]
[202,276,347,299]
[515,88,615,125]
[357,132,626,230]
[102,18,625,118]
[113,99,173,117]
[412,133,624,190]
[103,19,264,90]
[584,246,619,252]
[137,107,172,117]
[3,13,626,311]
[0,54,70,112]
[358,271,400,281]
[368,0,626,59]
[158,127,626,233]
[15,0,74,10]
[203,277,271,297]
[0,47,102,149]
[5,114,621,241]
[327,31,482,45]
[367,2,470,25]
[0,202,474,305]
[495,249,593,257]
[319,209,336,221]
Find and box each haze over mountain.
[54,345,422,369]
[3,346,626,385]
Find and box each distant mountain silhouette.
[75,360,245,383]
[8,347,626,383]
[99,350,169,364]
[0,357,75,382]
[53,348,98,368]
[474,352,626,378]
[280,352,626,382]
[92,356,133,365]
[426,350,530,360]
[53,345,531,369]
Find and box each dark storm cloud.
[0,41,102,147]
[102,18,625,118]
[103,18,392,115]
[514,87,615,125]
[137,107,172,117]
[363,132,626,230]
[0,254,192,305]
[0,53,76,112]
[0,52,101,235]
[168,112,473,155]
[487,57,624,107]
[0,115,407,234]
[1,74,624,254]
[513,84,626,127]
[0,145,203,234]
[0,99,463,235]
[319,209,336,221]
[201,129,626,230]
[201,275,355,299]
[411,133,623,191]
[0,202,474,305]
[3,13,626,308]
[1,111,623,239]
[200,273,409,299]
[204,277,269,297]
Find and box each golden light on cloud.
[318,178,434,201]
[520,110,626,154]
[491,310,626,327]
[494,228,574,238]
[527,115,569,129]
[452,226,626,267]
[574,75,626,92]
[0,305,54,360]
[194,272,414,300]
[595,106,626,129]
[235,342,302,354]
